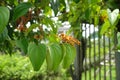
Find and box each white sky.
[82,23,98,38]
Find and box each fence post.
[74,44,82,80]
[114,30,120,80]
[115,52,120,80]
[73,38,86,80]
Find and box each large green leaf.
[46,48,53,70]
[46,43,63,70]
[28,42,47,71]
[0,7,10,34]
[16,38,28,54]
[107,9,119,25]
[62,43,76,68]
[100,20,110,35]
[13,2,33,21]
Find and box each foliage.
[117,32,120,50]
[0,53,72,80]
[0,0,78,71]
[0,53,43,80]
[28,42,47,71]
[0,6,9,34]
[13,2,33,21]
[62,43,76,68]
[0,0,120,73]
[46,43,63,70]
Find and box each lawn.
[81,39,116,80]
[82,66,116,80]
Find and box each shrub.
[0,52,71,80]
[0,52,45,80]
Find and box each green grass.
[81,41,116,80]
[86,44,109,58]
[82,66,116,80]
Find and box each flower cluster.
[59,33,80,45]
[16,10,32,32]
[34,34,43,40]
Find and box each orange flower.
[59,33,80,45]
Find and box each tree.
[0,0,79,72]
[0,0,120,80]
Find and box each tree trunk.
[72,38,86,80]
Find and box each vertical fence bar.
[103,35,106,80]
[89,24,91,80]
[114,30,120,80]
[108,37,112,80]
[98,26,101,80]
[93,26,96,80]
[84,24,87,80]
[74,23,84,80]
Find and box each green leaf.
[42,17,57,33]
[0,27,8,42]
[117,32,120,50]
[46,49,53,70]
[85,8,91,21]
[107,9,119,25]
[0,7,10,34]
[94,15,99,26]
[46,43,63,70]
[28,42,47,71]
[73,0,80,3]
[100,20,110,35]
[62,44,76,68]
[25,24,39,36]
[38,0,50,9]
[88,0,101,4]
[44,6,52,16]
[16,38,28,54]
[60,0,66,6]
[50,0,59,16]
[48,33,60,42]
[13,2,33,21]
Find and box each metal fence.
[58,23,116,80]
[80,23,116,80]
